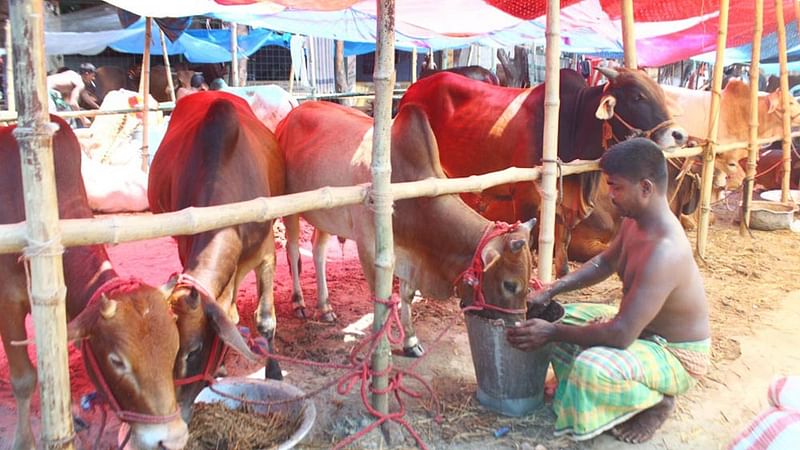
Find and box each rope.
[365,183,395,215]
[18,236,66,307]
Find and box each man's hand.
[506,318,555,351]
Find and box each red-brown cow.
[0,116,186,450]
[277,101,535,356]
[148,91,285,419]
[399,68,687,276]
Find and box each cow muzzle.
[652,124,688,149]
[124,419,189,450]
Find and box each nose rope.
[602,114,678,149]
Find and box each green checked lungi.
[550,303,710,441]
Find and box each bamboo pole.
[538,0,561,283]
[742,0,764,235]
[0,102,175,122]
[411,47,417,83]
[5,19,15,113]
[231,23,239,87]
[621,0,638,68]
[370,0,396,427]
[308,36,317,100]
[140,18,152,173]
[696,0,729,258]
[9,1,74,448]
[775,0,792,202]
[159,28,176,103]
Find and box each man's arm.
[509,241,677,350]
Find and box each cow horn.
[596,66,620,81]
[100,295,118,320]
[519,217,537,235]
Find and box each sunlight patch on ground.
[342,313,374,343]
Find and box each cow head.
[161,278,259,422]
[67,284,187,450]
[765,89,800,129]
[458,218,536,321]
[594,67,688,149]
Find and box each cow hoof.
[293,307,308,320]
[256,323,276,340]
[403,343,425,357]
[265,359,283,381]
[320,311,337,322]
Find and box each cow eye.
[108,353,129,373]
[635,93,646,101]
[503,280,520,294]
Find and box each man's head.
[600,137,668,217]
[79,63,96,82]
[190,73,206,89]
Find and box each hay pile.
[186,401,303,450]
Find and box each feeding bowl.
[760,189,800,205]
[118,378,316,449]
[744,200,796,231]
[464,302,564,417]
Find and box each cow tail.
[199,99,240,162]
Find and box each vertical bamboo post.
[5,19,15,113]
[411,47,417,83]
[159,28,175,103]
[741,0,764,234]
[369,0,396,421]
[621,0,637,68]
[9,1,74,448]
[538,0,561,283]
[696,0,729,257]
[775,0,792,202]
[231,23,239,87]
[442,49,449,69]
[140,18,152,173]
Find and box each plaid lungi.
[550,303,710,441]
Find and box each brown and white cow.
[277,101,536,356]
[399,67,687,276]
[662,80,800,198]
[148,91,285,419]
[0,116,186,450]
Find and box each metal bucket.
[465,303,563,417]
[193,377,317,450]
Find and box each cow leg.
[312,229,337,322]
[0,299,37,450]
[253,232,283,381]
[284,214,308,318]
[398,281,424,357]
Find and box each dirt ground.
[1,198,800,450]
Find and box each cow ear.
[66,306,96,342]
[768,91,780,114]
[203,299,260,362]
[481,247,502,273]
[595,95,617,120]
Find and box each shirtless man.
[46,67,92,126]
[507,137,710,444]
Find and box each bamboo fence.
[160,28,176,103]
[369,0,396,425]
[742,0,764,234]
[9,0,74,448]
[139,18,152,173]
[621,0,637,68]
[5,19,14,113]
[537,0,561,284]
[231,23,240,87]
[775,0,793,203]
[696,0,730,258]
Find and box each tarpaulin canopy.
[95,0,799,67]
[44,5,289,63]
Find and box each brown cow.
[93,64,173,105]
[399,68,687,276]
[662,81,800,199]
[148,91,285,419]
[0,116,186,450]
[277,101,536,356]
[419,54,500,85]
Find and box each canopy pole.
[159,28,175,103]
[308,36,317,100]
[369,0,396,426]
[741,0,764,235]
[621,0,637,68]
[775,0,792,202]
[696,0,729,257]
[140,18,152,173]
[538,0,561,283]
[231,23,239,87]
[5,19,15,113]
[9,1,74,448]
[411,47,417,83]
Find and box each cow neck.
[63,245,118,321]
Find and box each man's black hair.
[599,137,668,192]
[190,73,205,88]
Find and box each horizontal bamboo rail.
[0,103,175,122]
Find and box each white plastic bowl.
[760,189,800,205]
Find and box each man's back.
[615,215,709,343]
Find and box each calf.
[0,116,186,450]
[277,101,535,356]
